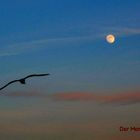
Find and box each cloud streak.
[2,90,140,105]
[1,26,140,57]
[53,91,140,105]
[0,52,18,57]
[0,35,101,57]
[105,27,140,37]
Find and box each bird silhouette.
[0,73,50,91]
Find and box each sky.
[0,0,140,139]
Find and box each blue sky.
[0,0,140,93]
[0,0,140,139]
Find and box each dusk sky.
[0,0,140,139]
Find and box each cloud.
[104,27,140,37]
[1,25,140,57]
[103,92,140,105]
[2,89,140,105]
[0,34,101,57]
[52,91,140,105]
[53,92,101,101]
[0,52,18,57]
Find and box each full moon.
[106,34,115,44]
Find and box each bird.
[0,73,50,91]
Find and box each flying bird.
[0,73,50,91]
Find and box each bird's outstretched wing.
[0,73,50,91]
[24,73,50,79]
[0,80,19,91]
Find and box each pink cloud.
[53,92,100,101]
[53,91,140,105]
[2,90,140,105]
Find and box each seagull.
[0,73,50,91]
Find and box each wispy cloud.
[0,52,19,57]
[7,34,101,49]
[0,35,101,57]
[1,26,140,57]
[103,27,140,37]
[52,91,140,105]
[2,89,140,105]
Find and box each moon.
[106,34,115,44]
